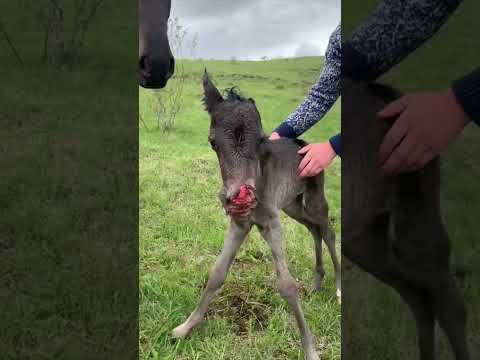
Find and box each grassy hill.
[139,57,341,360]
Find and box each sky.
[170,0,340,60]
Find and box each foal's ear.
[203,69,223,113]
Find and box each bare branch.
[48,0,63,18]
[67,0,88,57]
[139,114,150,131]
[0,20,24,65]
[67,0,105,65]
[85,0,105,23]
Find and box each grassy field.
[139,57,341,359]
[343,1,480,359]
[1,3,138,359]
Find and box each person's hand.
[298,142,336,178]
[269,132,281,140]
[378,89,469,174]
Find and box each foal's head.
[203,71,266,216]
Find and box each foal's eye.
[234,126,244,144]
[209,139,216,149]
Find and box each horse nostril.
[139,55,150,76]
[168,56,175,77]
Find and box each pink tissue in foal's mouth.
[227,185,256,216]
[232,185,255,205]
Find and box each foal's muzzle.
[224,184,257,218]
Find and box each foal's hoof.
[306,349,320,360]
[304,335,320,360]
[313,277,324,291]
[171,323,191,340]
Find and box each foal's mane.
[223,87,308,149]
[224,87,248,102]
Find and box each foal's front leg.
[258,216,319,360]
[172,219,251,339]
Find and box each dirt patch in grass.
[206,283,273,336]
[203,254,273,336]
[193,249,274,335]
[204,252,315,335]
[232,250,269,271]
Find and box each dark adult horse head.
[139,0,175,89]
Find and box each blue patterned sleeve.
[274,24,341,139]
[345,0,478,126]
[344,0,463,81]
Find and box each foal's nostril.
[226,189,240,203]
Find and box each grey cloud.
[172,0,259,18]
[294,43,322,57]
[171,0,340,60]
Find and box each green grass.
[1,3,138,359]
[0,67,138,360]
[343,1,480,359]
[139,57,341,359]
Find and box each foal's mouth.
[224,184,257,218]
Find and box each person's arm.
[452,67,480,125]
[329,133,342,157]
[342,0,469,174]
[377,67,479,173]
[343,0,463,81]
[274,24,341,138]
[377,80,473,174]
[295,133,341,177]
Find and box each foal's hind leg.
[313,233,325,290]
[318,224,341,301]
[395,282,436,360]
[284,197,341,300]
[391,262,468,360]
[171,220,251,339]
[343,213,437,360]
[258,216,319,360]
[284,200,325,291]
[394,218,470,360]
[307,223,341,301]
[432,274,469,360]
[304,186,341,301]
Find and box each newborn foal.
[172,72,340,360]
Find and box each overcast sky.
[171,0,340,60]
